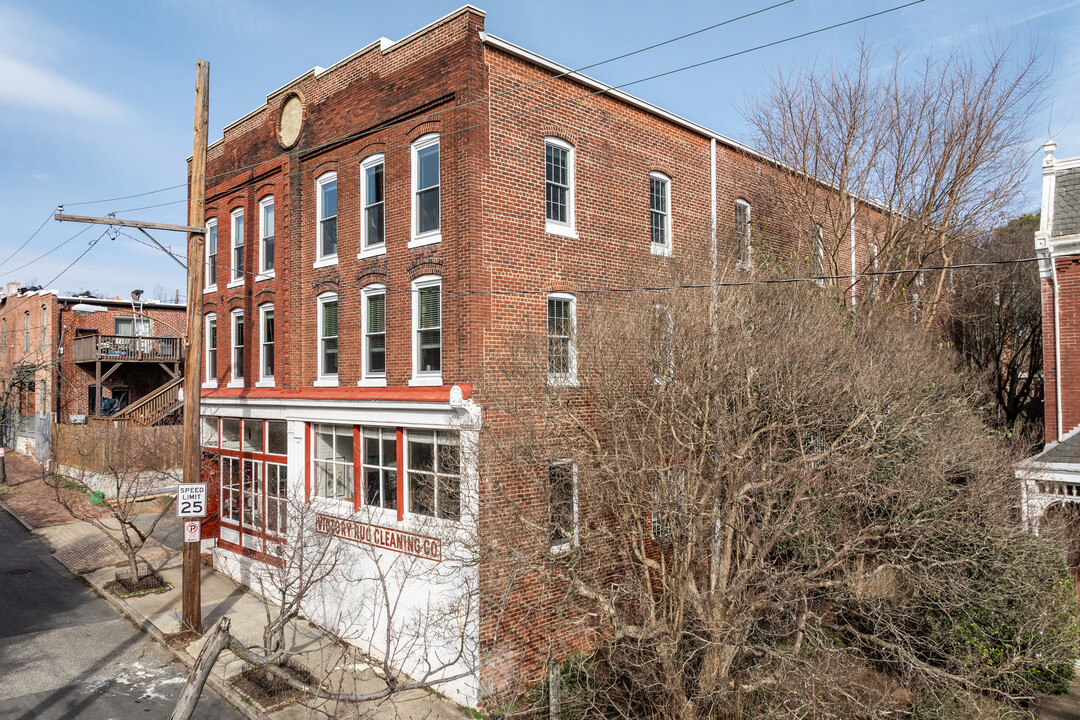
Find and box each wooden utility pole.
[181,59,209,638]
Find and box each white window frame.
[549,460,578,554]
[361,426,397,513]
[813,224,826,287]
[204,219,218,292]
[203,313,217,388]
[228,208,245,287]
[257,303,275,387]
[228,309,244,388]
[547,292,578,386]
[360,284,387,387]
[410,134,441,247]
[544,137,576,238]
[405,429,460,521]
[410,275,442,386]
[870,242,880,298]
[312,423,354,505]
[735,198,752,270]
[650,171,672,256]
[316,292,339,386]
[315,171,338,267]
[258,196,275,279]
[359,153,387,258]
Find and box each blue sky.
[1,0,1077,299]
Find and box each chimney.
[5,281,20,297]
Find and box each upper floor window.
[205,219,218,290]
[317,172,338,261]
[230,209,244,284]
[259,197,274,275]
[3,318,7,354]
[205,314,217,387]
[230,310,244,385]
[550,461,578,553]
[547,292,577,386]
[412,276,441,384]
[115,316,152,336]
[735,199,751,268]
[870,242,880,298]
[40,305,46,343]
[361,154,385,255]
[812,224,826,285]
[545,137,575,236]
[408,430,459,520]
[259,304,274,384]
[318,292,339,384]
[363,285,386,385]
[411,135,440,244]
[650,172,671,254]
[23,311,28,351]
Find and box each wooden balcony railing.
[91,375,184,427]
[72,334,182,363]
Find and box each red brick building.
[0,284,185,455]
[195,7,882,706]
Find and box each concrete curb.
[0,495,35,533]
[83,572,274,720]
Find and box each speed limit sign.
[177,483,207,518]
[183,521,201,543]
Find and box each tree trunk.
[168,617,231,720]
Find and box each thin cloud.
[0,54,129,121]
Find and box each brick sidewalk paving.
[35,522,176,575]
[0,448,85,527]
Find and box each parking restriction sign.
[183,521,201,543]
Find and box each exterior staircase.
[99,376,184,427]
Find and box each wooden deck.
[72,334,182,363]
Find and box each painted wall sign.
[315,513,442,562]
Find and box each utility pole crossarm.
[54,213,204,235]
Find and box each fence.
[51,423,182,474]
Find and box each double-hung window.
[545,137,574,236]
[362,285,386,386]
[230,310,244,386]
[259,196,274,276]
[23,311,28,352]
[313,424,353,503]
[230,209,244,284]
[363,427,397,511]
[205,314,217,387]
[408,430,459,520]
[550,461,578,553]
[258,304,274,385]
[360,154,385,256]
[812,224,825,286]
[412,276,441,384]
[650,172,671,255]
[205,219,218,290]
[411,134,440,245]
[735,199,751,268]
[40,305,46,344]
[316,172,338,263]
[547,293,577,385]
[317,293,338,385]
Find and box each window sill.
[226,278,245,289]
[255,271,275,282]
[548,374,579,387]
[408,232,441,249]
[255,379,275,387]
[314,377,339,387]
[408,375,442,387]
[545,222,577,239]
[651,242,673,257]
[310,495,355,515]
[358,245,387,260]
[202,380,218,389]
[226,379,244,388]
[203,285,217,294]
[358,377,388,388]
[313,256,339,269]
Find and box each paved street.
[0,507,242,720]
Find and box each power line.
[0,210,57,269]
[0,223,96,277]
[45,230,109,287]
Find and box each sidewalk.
[0,451,463,720]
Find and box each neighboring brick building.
[0,282,187,452]
[195,7,882,706]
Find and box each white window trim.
[547,291,578,387]
[735,198,752,270]
[316,291,339,387]
[409,134,441,247]
[550,460,579,555]
[204,218,218,293]
[814,224,826,288]
[544,137,577,238]
[228,208,245,287]
[409,275,442,386]
[316,171,339,266]
[359,154,387,258]
[257,196,275,280]
[650,171,673,257]
[203,313,217,389]
[360,284,388,388]
[257,303,275,387]
[228,309,244,388]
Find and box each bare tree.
[481,262,1077,719]
[743,37,1048,326]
